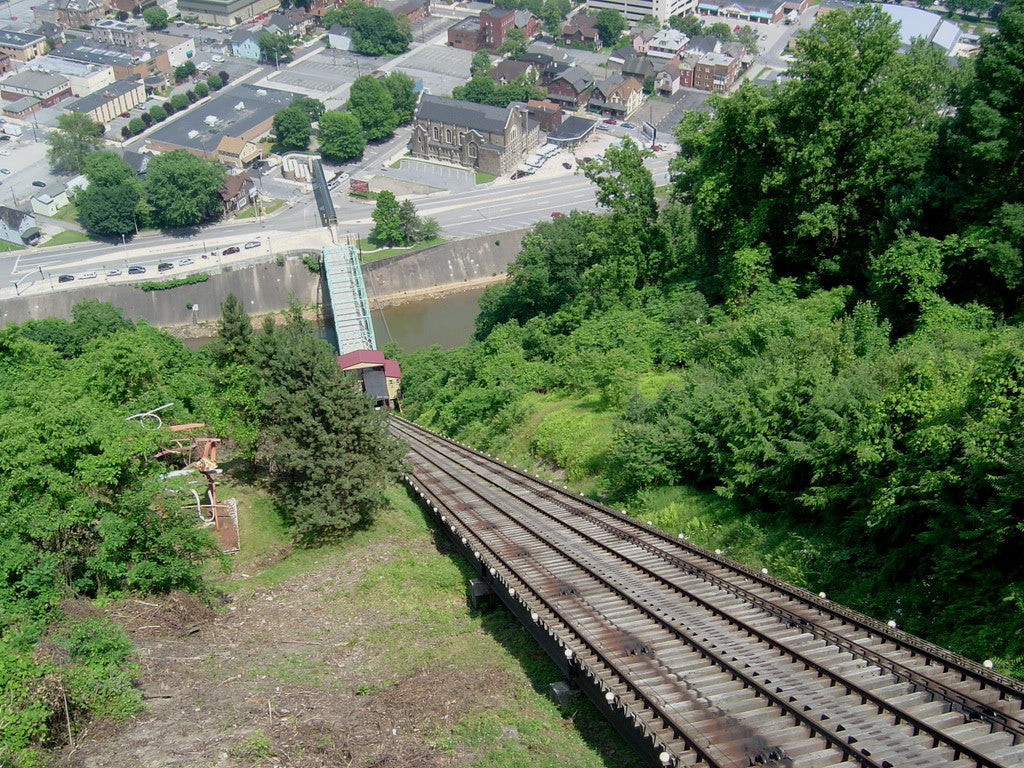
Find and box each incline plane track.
[390,416,1024,768]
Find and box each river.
[183,286,486,353]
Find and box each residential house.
[513,9,538,39]
[32,0,107,28]
[588,74,643,118]
[219,172,257,215]
[693,51,738,91]
[216,135,261,167]
[336,349,402,410]
[92,18,147,48]
[0,30,47,63]
[654,62,680,95]
[29,22,64,47]
[621,55,655,83]
[67,75,145,124]
[630,24,658,53]
[110,0,159,14]
[386,0,430,23]
[409,94,540,177]
[0,70,73,108]
[515,51,553,70]
[607,44,634,67]
[687,35,722,55]
[0,53,10,77]
[546,65,593,110]
[489,59,534,85]
[0,207,41,246]
[327,24,352,50]
[540,58,571,85]
[31,182,70,217]
[678,57,694,88]
[263,12,297,36]
[561,13,598,46]
[527,98,562,132]
[647,28,688,58]
[284,8,317,33]
[121,149,149,175]
[146,31,198,68]
[230,30,262,61]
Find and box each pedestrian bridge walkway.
[322,244,375,354]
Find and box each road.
[2,150,673,298]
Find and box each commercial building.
[177,0,280,27]
[586,0,697,25]
[692,50,739,91]
[144,84,293,164]
[32,0,107,27]
[0,69,73,107]
[447,6,538,51]
[29,55,115,96]
[409,94,540,177]
[0,30,48,63]
[527,98,563,132]
[51,38,170,80]
[91,18,147,48]
[819,0,962,54]
[336,349,403,410]
[145,31,197,68]
[695,0,809,24]
[67,74,145,123]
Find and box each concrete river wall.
[0,228,530,329]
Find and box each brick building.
[546,65,593,110]
[409,94,540,177]
[693,51,739,91]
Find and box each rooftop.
[416,94,515,134]
[28,54,114,77]
[546,115,596,142]
[67,74,141,112]
[0,29,45,47]
[145,84,294,152]
[51,38,150,66]
[0,69,70,92]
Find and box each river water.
[183,286,486,352]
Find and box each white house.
[327,24,352,51]
[647,29,688,58]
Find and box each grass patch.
[475,171,496,184]
[41,230,93,247]
[53,202,80,223]
[357,236,447,262]
[0,240,24,252]
[138,273,210,291]
[236,198,285,219]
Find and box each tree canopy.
[317,110,365,162]
[144,150,225,229]
[46,113,105,175]
[75,152,146,236]
[142,5,168,28]
[258,31,294,63]
[594,8,627,47]
[347,75,399,140]
[351,6,411,55]
[273,105,312,151]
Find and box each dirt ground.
[56,530,512,768]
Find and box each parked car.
[550,211,563,218]
[244,240,261,249]
[0,135,10,141]
[597,124,610,131]
[562,161,572,169]
[0,149,8,156]
[621,123,636,130]
[78,271,97,280]
[58,274,74,283]
[602,118,617,125]
[0,168,9,174]
[222,246,240,255]
[127,265,146,275]
[211,54,225,63]
[510,169,529,180]
[178,257,194,266]
[197,62,211,72]
[158,262,174,272]
[106,269,122,276]
[32,180,46,187]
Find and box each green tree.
[149,104,167,122]
[45,112,104,175]
[210,293,253,365]
[369,190,403,246]
[127,116,145,135]
[76,151,146,237]
[668,14,703,36]
[498,27,528,57]
[174,60,196,81]
[383,71,417,124]
[868,235,945,331]
[541,0,570,35]
[705,21,734,41]
[249,307,404,543]
[471,49,493,77]
[291,95,326,122]
[594,8,627,47]
[317,110,365,162]
[735,25,759,55]
[206,74,223,90]
[145,150,225,228]
[351,6,411,55]
[397,199,439,245]
[258,31,294,64]
[170,93,188,111]
[193,81,209,98]
[83,150,134,186]
[142,5,168,28]
[272,105,312,150]
[347,75,398,140]
[322,0,366,28]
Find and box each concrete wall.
[0,229,530,328]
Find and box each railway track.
[390,416,1024,768]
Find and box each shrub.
[218,70,229,85]
[127,117,145,135]
[149,104,167,122]
[193,81,209,98]
[186,89,197,103]
[170,93,188,111]
[163,100,175,115]
[139,273,210,291]
[120,125,131,139]
[302,254,320,273]
[206,74,222,90]
[140,112,153,127]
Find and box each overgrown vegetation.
[397,3,1024,678]
[0,296,402,764]
[138,272,210,291]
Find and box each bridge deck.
[322,243,375,354]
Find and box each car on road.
[0,150,8,156]
[0,135,10,141]
[106,269,122,276]
[621,123,636,130]
[562,162,572,169]
[0,168,9,174]
[58,274,74,283]
[244,240,261,249]
[222,246,240,255]
[127,265,146,274]
[550,212,563,218]
[79,271,97,280]
[211,54,225,62]
[602,118,617,125]
[178,257,194,266]
[597,124,609,131]
[158,262,174,272]
[32,180,46,187]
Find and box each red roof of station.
[337,349,386,370]
[384,359,402,378]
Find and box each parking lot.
[264,49,380,103]
[396,43,475,96]
[0,132,64,208]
